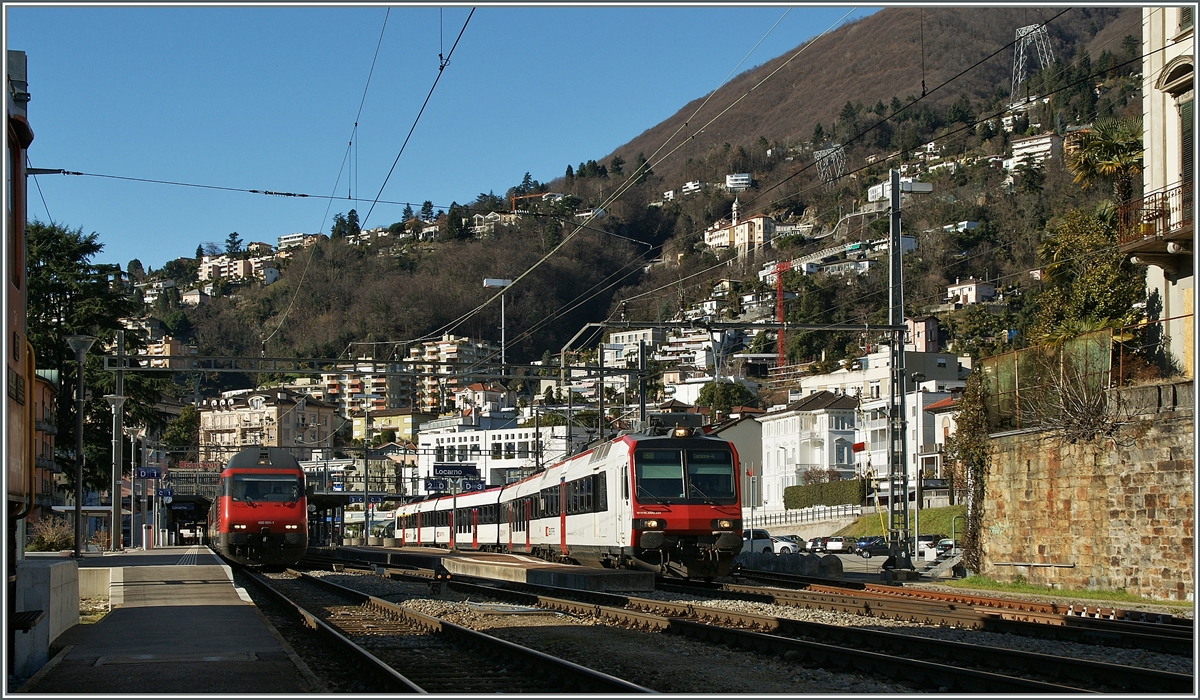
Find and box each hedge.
[783,478,866,509]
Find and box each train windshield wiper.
[636,485,668,505]
[688,483,716,504]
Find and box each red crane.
[774,260,793,366]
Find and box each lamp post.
[66,335,96,559]
[483,278,513,371]
[911,371,926,557]
[104,395,125,552]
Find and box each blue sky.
[7,4,879,271]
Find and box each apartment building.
[759,391,858,514]
[198,389,338,462]
[1005,133,1062,170]
[406,334,500,414]
[321,364,411,416]
[946,277,996,306]
[350,408,436,443]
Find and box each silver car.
[771,535,805,554]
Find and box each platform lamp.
[104,395,126,552]
[483,278,513,372]
[66,334,96,559]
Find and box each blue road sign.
[157,488,174,497]
[461,479,486,492]
[432,464,478,478]
[135,467,162,479]
[424,478,449,492]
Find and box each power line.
[361,8,475,229]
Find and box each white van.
[741,529,773,554]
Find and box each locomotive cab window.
[685,449,738,504]
[229,474,302,503]
[634,447,737,504]
[635,450,686,499]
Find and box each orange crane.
[774,260,793,366]
[510,192,546,213]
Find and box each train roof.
[223,447,304,472]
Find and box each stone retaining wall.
[983,380,1194,601]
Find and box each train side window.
[621,468,629,500]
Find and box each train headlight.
[233,524,247,530]
[633,519,664,529]
[711,519,736,530]
[672,427,691,438]
[285,524,299,530]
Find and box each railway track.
[238,567,651,693]
[430,573,1191,693]
[671,571,1194,656]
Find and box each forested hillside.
[148,5,1145,374]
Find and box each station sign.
[135,467,162,479]
[432,464,478,478]
[348,495,384,504]
[169,502,194,510]
[157,488,174,497]
[424,478,449,492]
[460,479,486,493]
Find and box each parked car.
[914,533,947,557]
[741,529,774,554]
[806,536,828,553]
[935,538,959,556]
[855,536,890,558]
[771,535,805,554]
[823,536,849,553]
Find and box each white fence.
[744,503,862,529]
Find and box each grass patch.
[835,504,967,540]
[944,576,1193,607]
[79,597,110,624]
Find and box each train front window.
[686,450,737,504]
[229,474,301,503]
[634,450,685,501]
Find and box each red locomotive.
[207,447,308,566]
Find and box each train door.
[416,511,421,546]
[617,464,629,547]
[523,498,531,553]
[471,507,478,549]
[559,476,568,556]
[505,502,512,553]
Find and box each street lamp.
[104,394,126,552]
[66,335,96,559]
[483,278,513,370]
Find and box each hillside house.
[759,391,859,511]
[946,277,996,305]
[725,173,752,191]
[1005,133,1062,170]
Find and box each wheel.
[762,548,772,554]
[780,547,792,554]
[862,550,872,559]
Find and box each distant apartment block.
[681,180,704,195]
[725,173,752,191]
[406,334,500,414]
[144,336,198,369]
[199,389,338,462]
[1005,133,1062,170]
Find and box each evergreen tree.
[565,164,574,180]
[420,200,435,221]
[346,209,361,237]
[225,231,243,254]
[609,155,625,176]
[633,153,651,184]
[330,213,347,239]
[402,204,414,220]
[195,244,204,260]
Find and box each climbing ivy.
[943,371,989,572]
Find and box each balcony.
[1117,182,1193,264]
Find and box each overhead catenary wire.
[361,8,474,229]
[402,8,853,348]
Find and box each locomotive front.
[628,432,744,578]
[211,448,308,566]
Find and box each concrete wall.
[78,567,111,598]
[982,381,1194,601]
[13,559,79,677]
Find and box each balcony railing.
[1117,181,1193,247]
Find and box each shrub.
[783,478,866,509]
[26,516,73,552]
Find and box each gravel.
[299,569,913,694]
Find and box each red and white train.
[207,447,308,566]
[394,427,744,578]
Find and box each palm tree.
[1065,116,1144,205]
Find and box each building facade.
[758,391,858,514]
[198,389,338,462]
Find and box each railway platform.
[327,545,657,591]
[15,546,319,694]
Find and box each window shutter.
[1182,7,1194,32]
[1182,99,1194,185]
